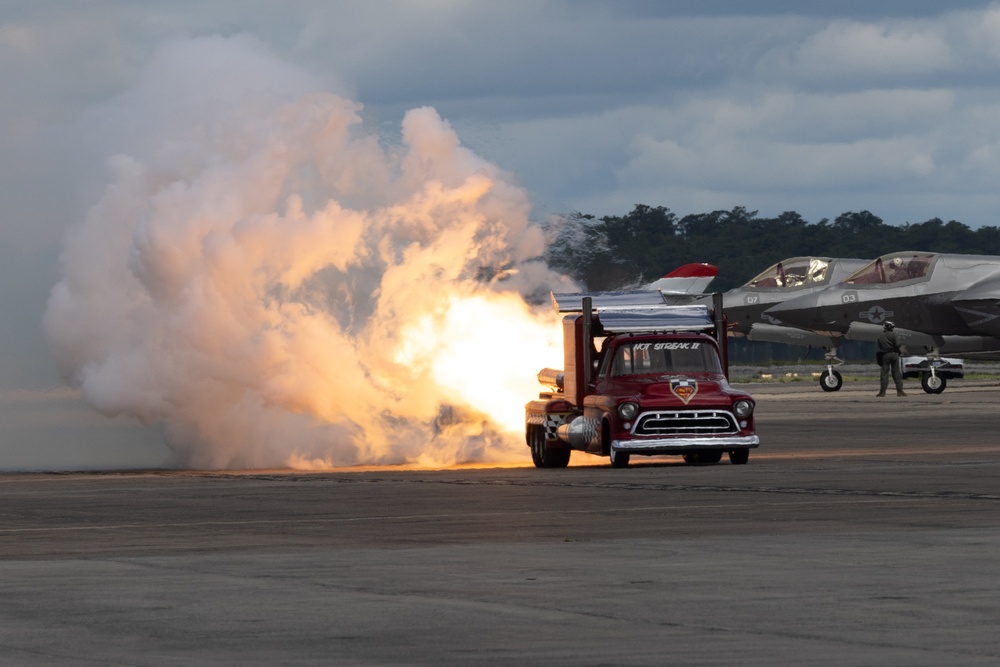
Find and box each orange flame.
[397,292,563,433]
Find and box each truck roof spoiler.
[550,289,670,312]
[593,306,715,334]
[551,288,716,312]
[552,289,721,339]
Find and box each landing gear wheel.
[729,448,750,465]
[609,445,630,468]
[819,369,843,392]
[921,373,946,394]
[530,426,570,468]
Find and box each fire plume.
[44,37,573,470]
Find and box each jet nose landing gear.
[921,373,947,394]
[819,369,843,391]
[819,349,844,392]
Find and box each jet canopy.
[746,257,832,288]
[845,253,934,285]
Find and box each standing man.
[876,321,907,397]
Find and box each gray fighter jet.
[717,256,869,392]
[765,251,1000,393]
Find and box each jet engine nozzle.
[537,368,564,390]
[557,416,590,448]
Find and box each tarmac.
[3,378,1000,665]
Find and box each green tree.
[599,205,680,286]
[543,204,1000,291]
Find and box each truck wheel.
[729,448,750,465]
[921,373,946,394]
[819,370,843,392]
[529,427,545,467]
[683,451,722,465]
[609,445,630,468]
[531,426,570,468]
[702,450,723,464]
[547,447,571,468]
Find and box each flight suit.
[877,329,905,396]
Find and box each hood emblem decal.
[670,379,698,405]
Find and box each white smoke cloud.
[44,35,574,469]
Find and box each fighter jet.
[765,251,1000,393]
[716,256,870,391]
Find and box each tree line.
[544,205,1000,292]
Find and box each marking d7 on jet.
[525,294,759,468]
[712,256,869,392]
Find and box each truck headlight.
[733,400,754,418]
[618,402,639,421]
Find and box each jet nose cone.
[763,292,823,329]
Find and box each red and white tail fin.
[647,263,718,294]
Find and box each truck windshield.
[610,340,721,377]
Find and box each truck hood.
[601,374,745,406]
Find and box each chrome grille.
[633,410,738,436]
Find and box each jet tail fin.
[647,263,718,294]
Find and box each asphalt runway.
[3,379,1000,665]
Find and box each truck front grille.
[633,410,739,436]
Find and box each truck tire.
[684,451,722,465]
[702,450,723,464]
[683,450,722,466]
[609,445,630,468]
[729,448,750,465]
[544,447,571,468]
[529,426,545,467]
[530,426,570,468]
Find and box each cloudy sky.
[3,1,1000,470]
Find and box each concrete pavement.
[3,380,1000,665]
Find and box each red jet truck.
[525,294,759,468]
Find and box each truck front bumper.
[612,435,760,454]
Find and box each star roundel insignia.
[860,305,893,324]
[670,379,698,405]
